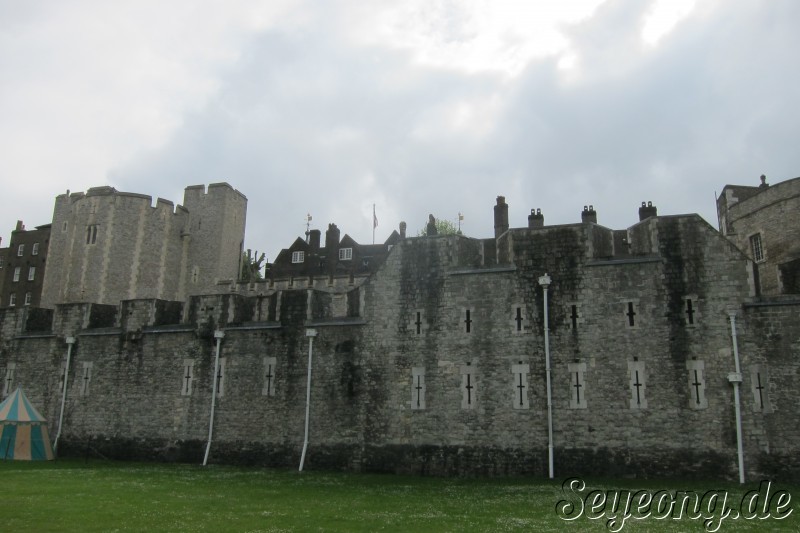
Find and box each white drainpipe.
[299,328,317,472]
[53,336,76,453]
[727,312,745,484]
[538,274,554,479]
[203,330,225,466]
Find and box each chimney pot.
[639,201,658,221]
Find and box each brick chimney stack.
[528,209,544,228]
[638,201,658,221]
[325,223,340,270]
[581,205,597,224]
[309,229,321,250]
[494,196,509,239]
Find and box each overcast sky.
[2,0,798,261]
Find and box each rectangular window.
[750,233,764,262]
[339,247,353,260]
[86,224,98,245]
[17,244,24,257]
[28,266,35,281]
[291,251,304,263]
[32,242,39,255]
[13,267,20,282]
[24,292,32,306]
[9,294,16,307]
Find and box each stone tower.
[40,183,246,307]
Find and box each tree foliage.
[417,218,460,237]
[240,249,266,282]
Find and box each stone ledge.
[224,321,282,331]
[78,327,123,337]
[448,266,517,276]
[587,256,662,267]
[306,317,367,327]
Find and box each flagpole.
[373,204,376,244]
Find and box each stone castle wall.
[2,215,798,481]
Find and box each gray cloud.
[3,0,799,265]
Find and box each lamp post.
[203,329,225,466]
[54,336,76,453]
[727,311,745,483]
[538,273,554,479]
[299,328,317,472]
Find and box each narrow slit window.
[568,362,587,409]
[460,363,476,409]
[627,302,636,327]
[80,362,93,397]
[413,311,423,335]
[628,360,647,409]
[263,357,277,396]
[215,358,226,397]
[750,365,772,413]
[511,363,530,410]
[686,360,707,409]
[2,363,16,397]
[513,306,524,333]
[411,367,426,410]
[181,360,194,396]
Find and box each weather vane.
[305,213,312,242]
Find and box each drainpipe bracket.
[727,372,742,383]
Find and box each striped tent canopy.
[0,388,54,460]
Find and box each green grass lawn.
[0,459,797,532]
